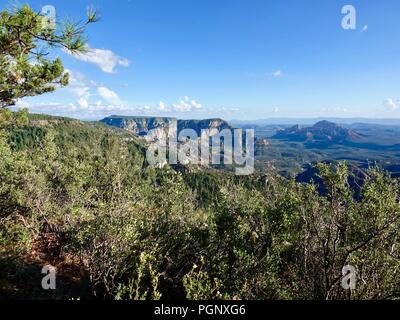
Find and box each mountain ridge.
[273,120,364,144]
[100,115,233,136]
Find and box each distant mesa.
[100,116,173,136]
[100,115,233,138]
[273,120,363,143]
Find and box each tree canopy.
[0,4,98,109]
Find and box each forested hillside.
[1,110,400,300]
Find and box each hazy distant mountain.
[273,120,363,144]
[232,118,400,127]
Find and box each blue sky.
[6,0,400,120]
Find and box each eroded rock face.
[177,118,232,135]
[100,116,173,135]
[100,116,233,139]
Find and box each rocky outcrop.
[100,116,233,138]
[100,116,173,136]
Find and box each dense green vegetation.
[1,110,400,300]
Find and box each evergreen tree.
[0,4,98,108]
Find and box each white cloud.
[12,70,128,119]
[384,98,400,111]
[97,86,121,105]
[154,97,238,116]
[218,107,239,113]
[77,97,89,109]
[13,93,238,120]
[172,96,203,112]
[157,101,169,112]
[65,69,91,99]
[13,101,134,119]
[71,86,90,99]
[154,97,203,113]
[66,46,130,73]
[335,107,348,113]
[271,70,282,77]
[63,70,125,109]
